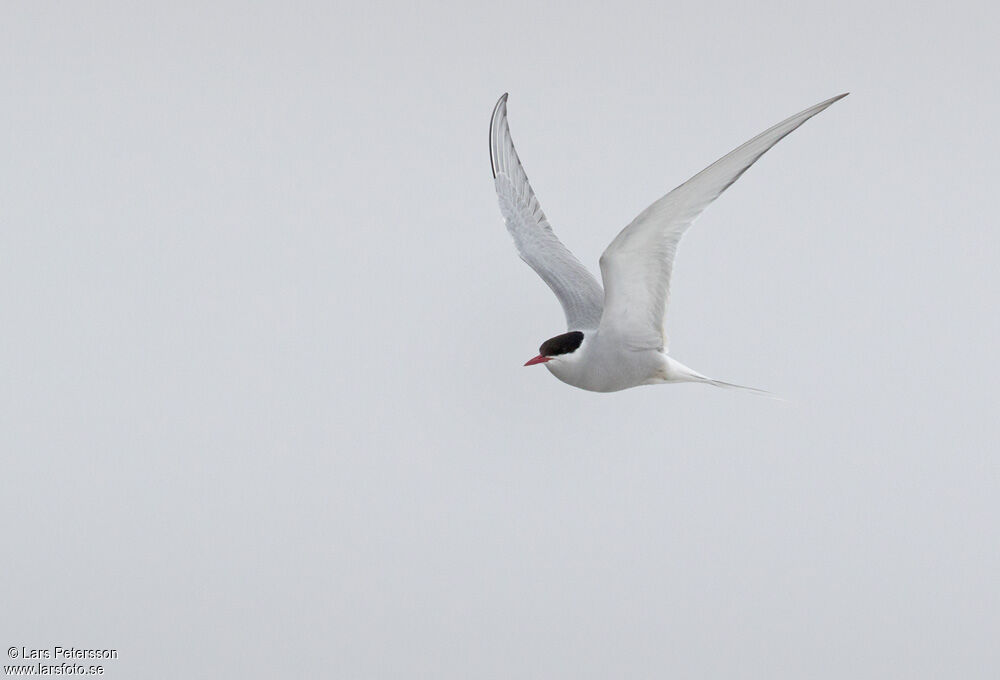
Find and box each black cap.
[539,331,584,357]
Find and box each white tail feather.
[703,378,779,398]
[661,356,780,399]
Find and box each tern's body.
[490,92,846,393]
[543,332,692,393]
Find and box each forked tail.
[701,378,775,397]
[662,356,779,398]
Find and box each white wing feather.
[491,94,604,331]
[598,93,848,350]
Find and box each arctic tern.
[490,92,846,393]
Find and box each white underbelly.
[546,348,666,393]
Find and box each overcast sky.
[2,1,998,678]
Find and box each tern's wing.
[597,93,847,350]
[490,94,604,331]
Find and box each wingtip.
[491,93,509,124]
[489,93,510,179]
[809,92,849,114]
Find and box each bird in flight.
[490,92,846,393]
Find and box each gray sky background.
[2,1,998,678]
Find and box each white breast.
[544,332,667,393]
